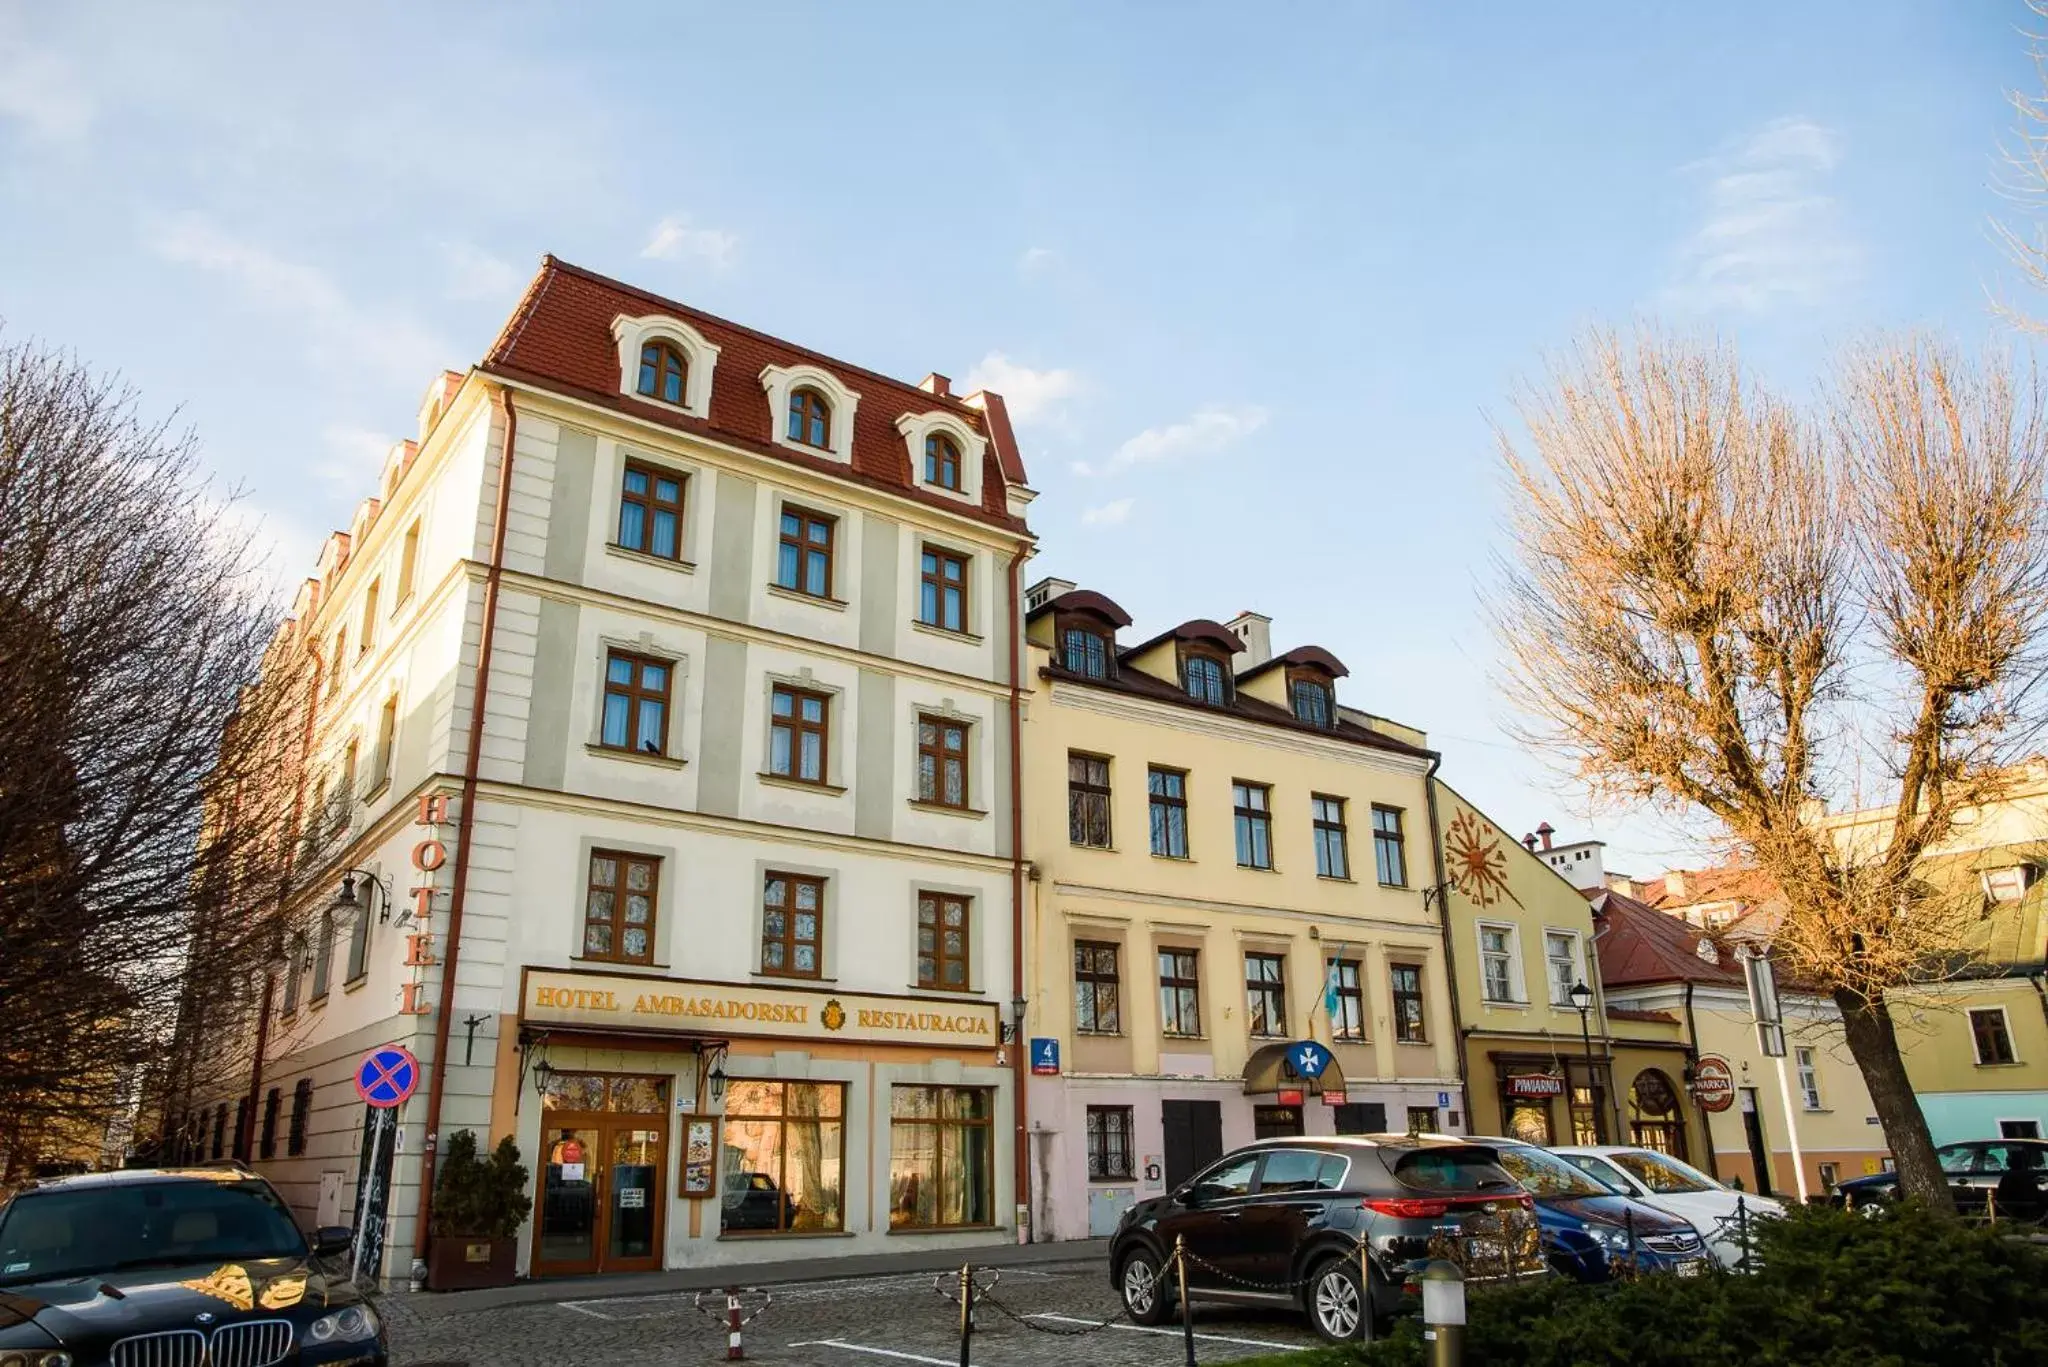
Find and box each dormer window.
[1290,676,1334,728]
[788,388,831,449]
[1182,651,1230,707]
[637,341,687,405]
[1062,627,1111,679]
[925,434,962,491]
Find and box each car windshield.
[1609,1150,1716,1194]
[1389,1146,1520,1194]
[1495,1145,1614,1199]
[1555,1153,1631,1194]
[0,1177,306,1285]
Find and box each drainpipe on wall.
[1421,759,1472,1129]
[413,387,517,1259]
[1682,981,1719,1179]
[1006,549,1030,1242]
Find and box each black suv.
[1109,1136,1544,1341]
[0,1166,389,1365]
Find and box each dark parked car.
[0,1167,389,1365]
[1478,1140,1711,1280]
[720,1172,800,1231]
[1836,1139,2048,1221]
[1109,1136,1544,1342]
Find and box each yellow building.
[1019,585,1461,1241]
[1820,773,2048,1146]
[1432,792,1709,1163]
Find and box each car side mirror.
[311,1226,352,1258]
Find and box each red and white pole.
[726,1287,745,1360]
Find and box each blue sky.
[1,2,2038,872]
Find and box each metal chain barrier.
[1175,1242,1325,1294]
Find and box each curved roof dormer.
[1240,644,1350,681]
[1036,589,1133,681]
[1033,589,1133,629]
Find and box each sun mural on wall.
[1446,807,1522,909]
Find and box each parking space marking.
[788,1339,959,1365]
[554,1267,1074,1320]
[1028,1314,1305,1350]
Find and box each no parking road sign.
[354,1044,420,1109]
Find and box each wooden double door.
[533,1114,667,1277]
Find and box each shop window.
[1570,1083,1606,1145]
[721,1080,845,1234]
[1074,941,1121,1034]
[540,1072,668,1114]
[1086,1107,1134,1180]
[1627,1069,1687,1158]
[889,1086,994,1228]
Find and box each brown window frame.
[1312,795,1349,879]
[637,340,688,404]
[1059,624,1113,678]
[1288,668,1334,728]
[1179,644,1232,706]
[1068,752,1112,848]
[1971,1007,2018,1065]
[761,871,826,979]
[776,505,838,599]
[601,649,673,755]
[1074,940,1122,1034]
[1233,781,1273,869]
[721,1080,847,1235]
[1148,766,1190,858]
[916,714,970,809]
[889,1085,995,1229]
[917,892,971,990]
[788,387,832,448]
[924,433,962,490]
[1373,805,1409,887]
[617,459,688,561]
[1328,957,1366,1041]
[1244,952,1286,1037]
[919,545,969,633]
[769,685,831,785]
[1390,962,1428,1043]
[583,849,660,966]
[1158,947,1202,1037]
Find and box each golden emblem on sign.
[180,1263,254,1311]
[821,999,846,1031]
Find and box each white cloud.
[641,213,739,271]
[1663,116,1859,313]
[317,423,395,491]
[0,24,93,141]
[1017,246,1058,273]
[1080,497,1135,527]
[144,212,451,389]
[440,241,526,302]
[1074,404,1269,478]
[961,351,1082,425]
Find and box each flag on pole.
[1322,945,1345,1023]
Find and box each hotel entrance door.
[533,1073,668,1277]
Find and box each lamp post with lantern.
[1568,979,1601,1144]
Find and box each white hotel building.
[177,257,1038,1279]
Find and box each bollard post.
[1736,1195,1750,1275]
[957,1264,973,1367]
[1174,1235,1196,1367]
[1420,1260,1465,1367]
[1623,1207,1636,1277]
[725,1287,745,1361]
[1357,1237,1375,1343]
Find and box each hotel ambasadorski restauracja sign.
[520,967,999,1051]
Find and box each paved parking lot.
[384,1259,1322,1367]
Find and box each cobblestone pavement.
[380,1259,1322,1367]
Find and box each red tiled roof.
[1605,1006,1680,1024]
[1587,888,1744,988]
[481,256,1027,531]
[1632,864,1779,912]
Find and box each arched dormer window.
[637,341,688,405]
[1290,675,1334,728]
[788,387,831,449]
[1062,626,1111,679]
[925,433,962,490]
[1182,651,1230,706]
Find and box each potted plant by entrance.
[427,1130,529,1290]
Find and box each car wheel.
[1120,1248,1174,1326]
[1306,1257,1366,1343]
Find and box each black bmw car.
[0,1167,389,1365]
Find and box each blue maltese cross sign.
[1288,1040,1333,1080]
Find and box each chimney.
[1024,576,1076,614]
[1664,869,1689,899]
[1522,833,1539,852]
[1224,611,1273,671]
[920,373,953,398]
[1536,821,1555,851]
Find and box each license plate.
[1675,1259,1705,1277]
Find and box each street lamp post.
[1568,980,1600,1143]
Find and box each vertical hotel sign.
[400,793,449,1016]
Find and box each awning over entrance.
[1242,1041,1347,1096]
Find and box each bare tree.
[1492,329,2048,1209]
[1995,0,2048,330]
[0,333,317,1178]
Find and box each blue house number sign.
[1030,1038,1060,1075]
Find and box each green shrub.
[1341,1203,2048,1367]
[428,1130,530,1240]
